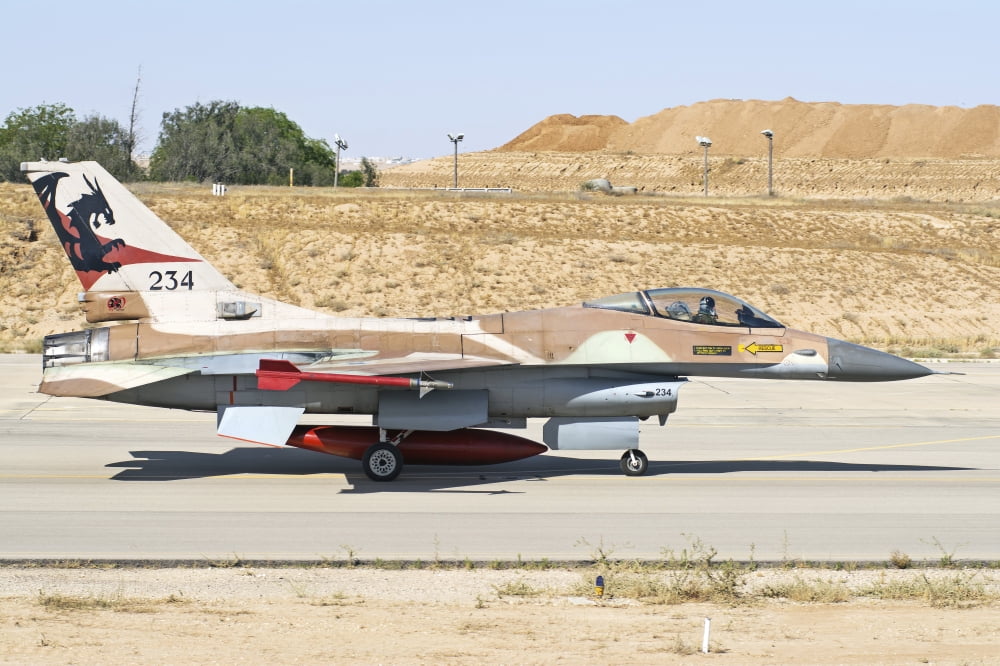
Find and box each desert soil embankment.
[383,151,1000,202]
[1,181,998,356]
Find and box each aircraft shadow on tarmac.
[105,448,973,493]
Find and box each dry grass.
[36,590,187,613]
[2,162,999,354]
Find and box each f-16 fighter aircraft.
[24,161,934,481]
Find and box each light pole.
[696,136,712,196]
[761,129,774,196]
[448,133,464,188]
[333,134,348,188]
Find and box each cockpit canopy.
[583,288,784,329]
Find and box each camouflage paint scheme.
[23,161,933,480]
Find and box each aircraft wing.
[303,353,517,376]
[244,354,514,446]
[256,353,516,394]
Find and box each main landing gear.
[620,449,648,476]
[362,429,414,481]
[362,443,403,481]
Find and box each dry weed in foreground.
[36,590,186,613]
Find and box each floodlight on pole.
[760,129,774,196]
[448,133,464,188]
[696,136,712,196]
[333,134,348,188]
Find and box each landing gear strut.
[620,449,648,476]
[362,443,403,481]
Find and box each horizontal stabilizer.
[39,362,196,397]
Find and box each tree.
[149,101,337,185]
[64,114,132,179]
[0,103,76,181]
[361,157,380,187]
[122,65,143,181]
[337,170,364,187]
[149,100,240,182]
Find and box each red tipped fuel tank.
[286,425,547,465]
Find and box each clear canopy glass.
[584,288,783,328]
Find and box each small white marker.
[702,617,711,653]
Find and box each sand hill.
[385,99,1000,199]
[498,98,1000,159]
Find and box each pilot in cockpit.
[692,296,718,324]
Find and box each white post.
[702,617,711,653]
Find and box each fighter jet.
[23,161,934,481]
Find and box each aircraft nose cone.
[826,338,933,381]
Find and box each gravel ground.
[3,567,1000,664]
[2,565,997,603]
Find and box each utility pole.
[697,136,712,196]
[761,129,774,196]
[448,133,464,188]
[333,134,348,188]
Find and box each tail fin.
[22,160,235,294]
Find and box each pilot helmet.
[699,296,716,315]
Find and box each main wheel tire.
[362,443,403,481]
[620,449,649,476]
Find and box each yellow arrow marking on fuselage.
[740,342,784,355]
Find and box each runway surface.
[1,354,997,562]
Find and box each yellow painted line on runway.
[742,434,1000,461]
[648,475,1000,483]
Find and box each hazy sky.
[4,0,996,159]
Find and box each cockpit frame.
[584,288,784,329]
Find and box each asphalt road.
[2,355,998,562]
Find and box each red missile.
[256,359,453,392]
[286,425,547,465]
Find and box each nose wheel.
[620,449,648,476]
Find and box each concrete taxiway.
[1,354,997,562]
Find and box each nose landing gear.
[620,449,648,476]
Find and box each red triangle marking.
[625,332,637,344]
